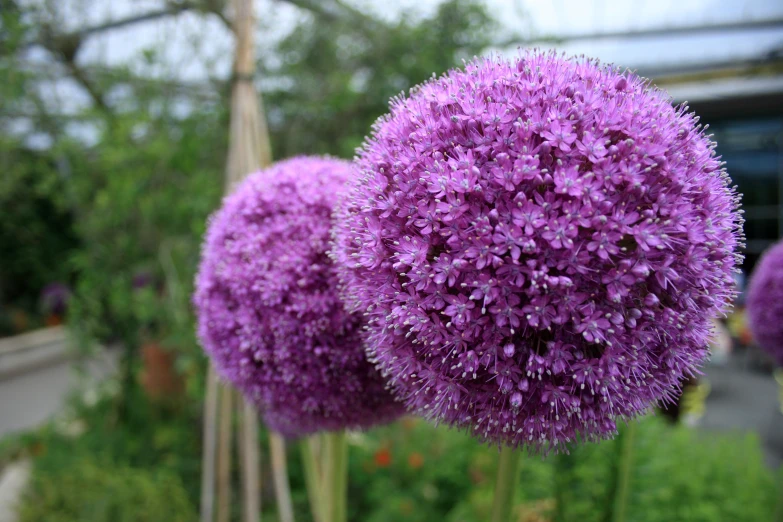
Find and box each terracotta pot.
[45,314,63,327]
[139,342,184,400]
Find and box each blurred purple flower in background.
[746,240,783,366]
[333,51,744,451]
[132,270,154,291]
[194,157,404,437]
[40,282,71,316]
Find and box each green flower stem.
[553,452,571,521]
[490,445,521,522]
[324,431,348,522]
[776,370,783,522]
[612,421,638,522]
[301,436,327,522]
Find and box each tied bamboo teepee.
[200,1,293,521]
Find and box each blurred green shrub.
[13,383,199,520]
[0,140,80,336]
[6,380,203,508]
[62,106,226,404]
[0,6,78,336]
[343,416,776,522]
[7,401,778,522]
[549,418,776,522]
[18,458,195,522]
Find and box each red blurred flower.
[374,447,392,467]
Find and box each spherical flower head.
[194,157,404,437]
[746,240,783,366]
[333,52,743,452]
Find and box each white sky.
[17,0,783,124]
[35,0,783,80]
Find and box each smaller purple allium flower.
[194,157,404,437]
[746,240,783,366]
[40,283,70,316]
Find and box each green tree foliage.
[0,143,80,335]
[19,459,196,522]
[0,0,498,391]
[264,0,496,158]
[0,5,80,334]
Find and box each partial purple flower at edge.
[746,239,783,366]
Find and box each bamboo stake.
[225,1,294,520]
[217,385,234,522]
[270,433,295,522]
[301,437,326,522]
[200,366,220,522]
[224,1,269,521]
[226,0,271,191]
[238,399,261,522]
[323,432,348,522]
[201,0,290,520]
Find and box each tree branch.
[62,58,112,115]
[274,0,338,21]
[27,0,231,118]
[201,0,231,30]
[79,4,193,37]
[26,0,231,50]
[275,0,382,32]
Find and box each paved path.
[0,329,118,520]
[0,461,29,522]
[0,328,118,438]
[0,356,117,438]
[701,356,783,468]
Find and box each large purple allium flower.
[333,52,743,451]
[194,157,404,437]
[746,240,783,366]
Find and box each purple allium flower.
[132,271,153,291]
[194,157,404,437]
[40,282,70,316]
[746,240,783,366]
[333,52,744,451]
